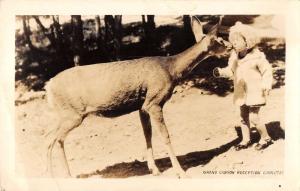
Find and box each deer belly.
[98,95,145,117]
[83,88,146,117]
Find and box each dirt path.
[15,86,284,178]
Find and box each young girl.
[213,22,273,150]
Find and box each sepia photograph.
[14,15,285,179]
[1,1,300,190]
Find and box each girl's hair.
[229,22,260,49]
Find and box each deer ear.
[191,16,204,43]
[207,15,223,37]
[207,23,218,37]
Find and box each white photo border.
[1,0,299,191]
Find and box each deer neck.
[169,37,211,81]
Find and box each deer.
[45,16,230,178]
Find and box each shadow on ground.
[76,121,284,179]
[248,121,285,143]
[77,132,241,178]
[266,121,285,140]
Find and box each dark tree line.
[15,15,213,89]
[18,15,158,67]
[16,15,162,89]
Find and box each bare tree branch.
[33,16,56,45]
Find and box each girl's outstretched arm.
[213,50,237,78]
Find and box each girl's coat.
[218,48,273,106]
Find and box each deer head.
[208,36,232,58]
[191,16,232,59]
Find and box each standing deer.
[45,16,229,178]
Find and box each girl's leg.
[236,105,251,149]
[249,106,272,150]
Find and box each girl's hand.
[213,67,233,78]
[213,67,220,78]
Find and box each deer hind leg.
[139,110,160,175]
[46,111,83,178]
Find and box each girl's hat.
[229,22,259,49]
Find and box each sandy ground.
[15,86,285,179]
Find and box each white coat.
[218,48,273,106]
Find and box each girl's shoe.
[255,138,273,151]
[235,141,252,151]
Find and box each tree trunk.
[50,15,70,73]
[142,15,156,55]
[52,16,63,39]
[51,15,65,49]
[114,15,122,60]
[22,16,33,49]
[71,15,84,66]
[142,15,146,25]
[146,15,155,32]
[183,15,196,47]
[95,15,103,50]
[104,15,122,61]
[142,15,155,38]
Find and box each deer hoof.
[76,174,90,178]
[150,167,161,176]
[176,170,189,179]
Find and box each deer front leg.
[146,104,187,178]
[139,110,160,175]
